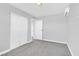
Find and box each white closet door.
[34,20,43,40]
[11,12,28,49]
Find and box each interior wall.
[0,3,33,53]
[9,4,33,49]
[42,13,67,43]
[68,3,79,56]
[10,5,33,42]
[0,4,10,52]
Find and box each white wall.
[68,3,79,56]
[42,13,67,43]
[0,4,10,52]
[9,5,33,49]
[0,4,34,54]
[10,5,33,42]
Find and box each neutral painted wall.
[0,4,10,52]
[68,3,79,56]
[10,5,32,42]
[0,3,34,53]
[42,13,67,43]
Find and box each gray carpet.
[2,40,71,56]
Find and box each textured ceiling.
[10,3,69,18]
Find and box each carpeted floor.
[2,40,71,56]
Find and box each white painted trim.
[42,39,67,44]
[67,43,74,56]
[0,40,32,56]
[0,49,11,56]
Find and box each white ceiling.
[10,3,69,18]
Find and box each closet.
[10,12,28,49]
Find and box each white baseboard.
[0,49,11,56]
[67,43,74,56]
[42,39,67,44]
[0,40,32,56]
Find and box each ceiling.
[10,3,69,18]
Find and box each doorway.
[33,20,43,40]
